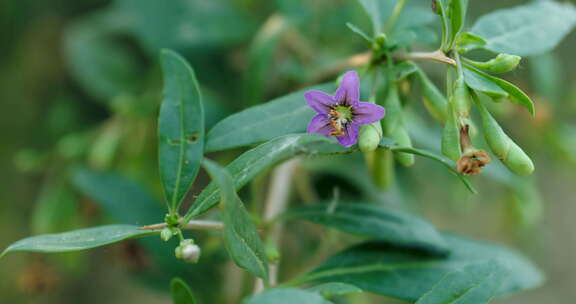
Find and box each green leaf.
[206,83,333,152]
[307,282,362,299]
[1,225,158,257]
[284,202,448,253]
[171,278,197,304]
[456,32,486,53]
[355,0,395,35]
[158,49,204,212]
[470,1,576,56]
[185,134,349,220]
[416,261,502,304]
[203,160,268,280]
[346,22,374,44]
[298,233,543,301]
[449,0,468,46]
[462,67,508,99]
[72,168,164,225]
[463,65,535,115]
[244,288,332,304]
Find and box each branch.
[394,49,456,66]
[138,219,224,231]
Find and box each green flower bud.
[359,122,383,153]
[451,78,471,120]
[160,227,175,241]
[419,73,448,123]
[175,239,201,263]
[466,53,521,74]
[477,99,534,175]
[381,82,414,167]
[389,126,414,167]
[367,148,395,191]
[441,104,461,162]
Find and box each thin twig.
[253,158,300,293]
[138,219,224,231]
[394,49,456,66]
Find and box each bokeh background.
[1,0,575,303]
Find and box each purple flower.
[304,71,386,147]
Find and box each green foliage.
[463,65,535,115]
[203,160,269,280]
[416,261,502,304]
[1,225,158,257]
[470,1,576,56]
[298,233,543,301]
[355,0,395,35]
[284,202,448,253]
[171,278,197,304]
[185,134,348,219]
[158,49,204,213]
[206,84,333,152]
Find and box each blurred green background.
[1,0,575,303]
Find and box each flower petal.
[304,90,337,114]
[307,114,333,137]
[354,102,386,125]
[335,71,360,105]
[336,123,359,147]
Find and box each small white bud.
[175,239,201,263]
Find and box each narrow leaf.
[462,67,508,99]
[449,0,467,45]
[416,261,502,304]
[298,233,544,301]
[244,288,331,304]
[346,22,374,44]
[206,83,333,152]
[203,159,268,280]
[1,225,158,257]
[171,278,198,304]
[185,134,349,219]
[464,65,534,115]
[355,0,395,35]
[284,202,448,253]
[158,49,204,211]
[471,1,576,56]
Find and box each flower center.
[328,105,353,136]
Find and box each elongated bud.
[175,239,201,263]
[368,148,395,190]
[359,122,383,152]
[441,104,461,162]
[452,78,471,120]
[466,54,521,74]
[419,72,448,123]
[476,98,534,175]
[381,83,414,167]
